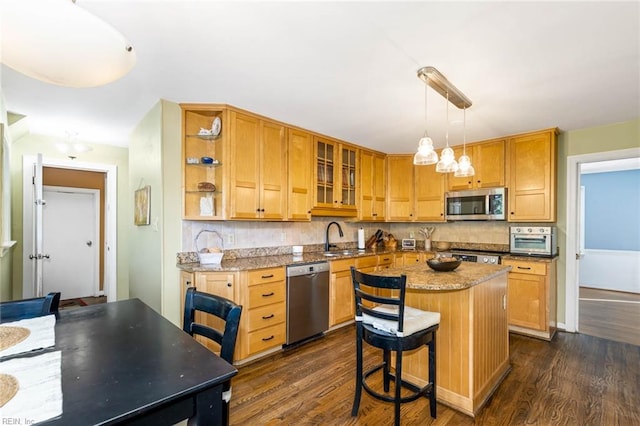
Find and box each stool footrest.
[362,363,435,404]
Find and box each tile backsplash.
[182,218,510,253]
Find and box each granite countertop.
[176,248,408,272]
[374,262,512,291]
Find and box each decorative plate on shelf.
[211,117,221,136]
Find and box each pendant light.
[413,85,438,165]
[454,107,475,177]
[435,92,458,173]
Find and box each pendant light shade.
[454,107,475,177]
[414,85,438,165]
[414,136,439,165]
[1,0,136,87]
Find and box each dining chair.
[183,287,242,424]
[350,267,440,426]
[0,292,61,323]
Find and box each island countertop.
[374,262,511,290]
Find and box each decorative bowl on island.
[427,257,462,272]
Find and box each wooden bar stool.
[350,267,439,426]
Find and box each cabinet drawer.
[247,323,286,354]
[356,255,377,269]
[248,281,285,308]
[330,258,355,272]
[504,260,547,276]
[377,254,394,266]
[247,302,286,332]
[248,267,285,285]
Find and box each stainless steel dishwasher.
[286,261,330,347]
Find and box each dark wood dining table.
[33,298,237,425]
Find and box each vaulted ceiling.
[2,1,639,153]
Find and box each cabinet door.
[179,271,195,328]
[387,155,415,221]
[194,272,237,353]
[373,153,387,220]
[287,128,313,220]
[260,120,286,220]
[330,269,355,327]
[475,140,505,188]
[414,163,446,221]
[340,145,357,210]
[359,150,375,220]
[507,272,546,331]
[229,111,261,219]
[315,137,336,209]
[447,140,505,191]
[508,130,557,222]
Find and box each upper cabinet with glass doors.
[312,136,358,217]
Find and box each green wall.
[556,118,640,324]
[128,99,182,323]
[9,130,130,300]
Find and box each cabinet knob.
[186,281,192,286]
[227,282,232,287]
[510,211,515,215]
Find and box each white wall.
[580,249,640,293]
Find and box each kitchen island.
[375,262,511,417]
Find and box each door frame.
[43,185,101,297]
[565,147,640,332]
[23,156,117,301]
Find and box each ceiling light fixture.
[416,66,475,174]
[1,0,136,87]
[413,85,438,165]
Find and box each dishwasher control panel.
[286,261,330,277]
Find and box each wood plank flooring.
[229,325,640,425]
[579,287,640,346]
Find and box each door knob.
[86,241,92,247]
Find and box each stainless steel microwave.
[445,188,507,221]
[510,226,558,256]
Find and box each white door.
[42,187,99,299]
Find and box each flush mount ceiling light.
[1,0,136,87]
[416,66,475,174]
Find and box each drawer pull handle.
[261,274,274,279]
[517,266,532,270]
[262,314,275,319]
[262,335,275,341]
[262,292,275,297]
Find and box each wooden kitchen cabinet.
[447,139,506,191]
[503,257,557,340]
[181,106,226,220]
[507,128,558,222]
[414,161,447,222]
[329,258,356,327]
[312,137,358,216]
[359,149,386,221]
[237,267,287,360]
[228,111,287,220]
[287,128,313,221]
[386,155,415,221]
[180,270,239,356]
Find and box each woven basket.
[195,230,224,264]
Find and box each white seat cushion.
[361,304,440,337]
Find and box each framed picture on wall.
[134,185,150,226]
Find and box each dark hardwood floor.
[229,325,640,425]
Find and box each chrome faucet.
[325,221,344,251]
